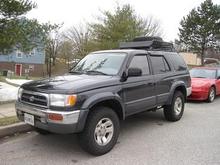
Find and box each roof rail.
[119,36,175,52]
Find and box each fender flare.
[166,81,187,105]
[81,92,126,119]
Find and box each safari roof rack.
[119,36,175,52]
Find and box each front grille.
[21,91,48,108]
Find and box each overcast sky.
[27,0,220,41]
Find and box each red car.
[188,67,220,102]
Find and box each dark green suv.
[16,37,191,155]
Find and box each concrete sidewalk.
[0,103,16,118]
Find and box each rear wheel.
[78,107,120,156]
[207,87,215,103]
[164,91,185,122]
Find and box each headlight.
[49,94,77,107]
[17,88,23,99]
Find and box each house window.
[17,50,23,58]
[29,65,34,71]
[28,49,35,56]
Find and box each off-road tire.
[78,106,120,156]
[164,91,185,122]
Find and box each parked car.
[188,67,220,102]
[15,37,191,155]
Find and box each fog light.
[48,113,63,121]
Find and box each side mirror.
[128,68,142,77]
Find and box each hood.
[21,74,120,94]
[191,78,214,87]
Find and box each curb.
[0,122,33,138]
[5,79,20,87]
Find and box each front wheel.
[78,107,120,156]
[207,87,216,103]
[164,91,185,122]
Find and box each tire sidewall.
[208,87,215,103]
[79,107,120,155]
[90,109,119,150]
[172,92,185,120]
[165,91,185,121]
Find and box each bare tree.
[45,26,61,77]
[63,25,95,58]
[141,16,163,37]
[58,40,73,69]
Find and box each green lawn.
[0,76,6,82]
[0,116,19,126]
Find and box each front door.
[122,55,156,116]
[15,64,22,76]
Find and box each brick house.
[0,47,45,77]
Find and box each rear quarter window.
[150,56,171,74]
[168,54,187,71]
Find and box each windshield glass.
[190,69,216,79]
[71,53,126,75]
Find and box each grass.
[0,76,6,83]
[0,116,19,127]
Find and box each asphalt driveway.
[0,97,220,165]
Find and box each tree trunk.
[49,54,52,77]
[67,58,70,70]
[52,57,56,66]
[46,58,49,75]
[201,44,205,66]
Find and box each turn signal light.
[48,113,63,121]
[67,95,77,106]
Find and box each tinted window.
[129,55,150,75]
[170,54,187,71]
[163,58,170,71]
[150,56,170,74]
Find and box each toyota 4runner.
[16,37,191,155]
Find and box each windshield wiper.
[86,70,108,75]
[69,70,84,74]
[194,76,206,78]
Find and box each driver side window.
[129,55,150,75]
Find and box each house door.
[15,64,22,76]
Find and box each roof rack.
[119,36,175,52]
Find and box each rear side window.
[170,54,187,71]
[150,56,170,74]
[129,55,150,75]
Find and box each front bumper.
[15,101,89,134]
[187,90,208,101]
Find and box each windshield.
[71,53,126,75]
[190,69,216,79]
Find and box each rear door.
[149,55,173,105]
[122,54,156,116]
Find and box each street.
[1,98,220,165]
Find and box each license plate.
[24,113,34,126]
